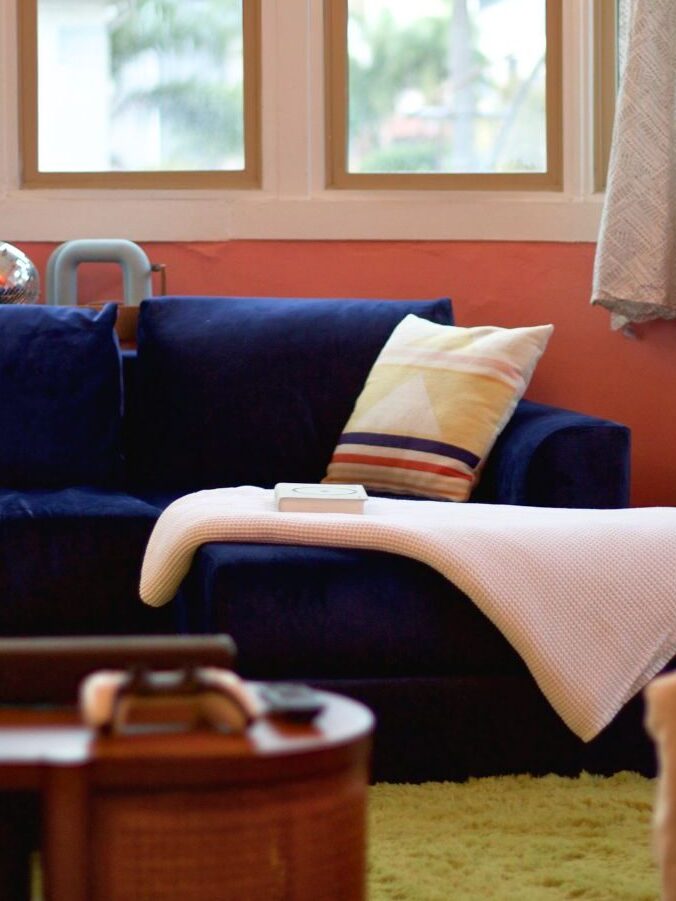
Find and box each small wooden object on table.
[86,300,139,349]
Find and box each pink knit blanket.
[140,486,676,740]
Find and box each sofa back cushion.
[133,296,453,491]
[0,303,123,488]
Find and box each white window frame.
[1,0,605,243]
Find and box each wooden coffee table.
[0,689,374,901]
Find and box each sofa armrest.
[471,399,631,509]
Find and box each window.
[18,0,260,188]
[325,0,563,190]
[2,1,623,242]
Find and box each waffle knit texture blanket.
[140,486,676,741]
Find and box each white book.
[274,482,368,514]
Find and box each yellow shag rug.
[368,772,659,901]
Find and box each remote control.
[258,683,325,722]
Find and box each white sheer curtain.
[591,0,676,330]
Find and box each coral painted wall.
[18,240,676,507]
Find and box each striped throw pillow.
[323,315,553,501]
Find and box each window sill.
[0,187,604,243]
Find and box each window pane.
[347,0,548,175]
[36,0,244,173]
[617,0,629,78]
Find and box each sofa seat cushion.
[0,488,165,636]
[0,304,123,488]
[176,542,528,680]
[132,296,453,492]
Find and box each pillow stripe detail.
[335,443,474,480]
[337,431,481,468]
[326,464,471,500]
[331,452,474,481]
[380,349,525,388]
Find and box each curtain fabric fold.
[591,0,676,330]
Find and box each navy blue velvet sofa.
[0,296,643,782]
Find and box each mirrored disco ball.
[0,242,40,304]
